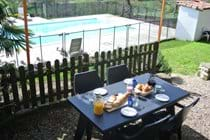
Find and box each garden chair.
[74,70,103,94]
[107,64,130,85]
[159,98,200,140]
[57,47,68,57]
[111,114,171,140]
[201,31,210,41]
[201,27,210,42]
[69,38,83,58]
[73,70,103,140]
[0,103,16,127]
[0,103,16,139]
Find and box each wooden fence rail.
[0,42,159,112]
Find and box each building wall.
[176,6,210,41]
[176,6,199,41]
[195,9,210,40]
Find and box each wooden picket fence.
[0,42,159,112]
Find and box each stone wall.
[198,63,210,80]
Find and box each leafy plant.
[0,0,31,56]
[156,51,172,74]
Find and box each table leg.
[167,105,175,115]
[86,122,93,140]
[102,131,113,140]
[74,115,87,140]
[102,134,110,140]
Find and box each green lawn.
[160,40,210,75]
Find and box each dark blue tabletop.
[68,73,189,133]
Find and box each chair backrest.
[107,64,130,85]
[118,114,171,140]
[74,70,103,94]
[167,98,200,130]
[69,38,82,54]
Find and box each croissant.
[112,93,130,107]
[136,84,143,90]
[107,95,117,103]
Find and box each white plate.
[123,78,133,85]
[155,94,170,102]
[93,88,108,96]
[121,107,138,117]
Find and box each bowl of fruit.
[134,83,153,96]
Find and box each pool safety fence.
[13,21,172,67]
[0,42,159,113]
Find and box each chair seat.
[143,110,178,132]
[70,51,83,58]
[142,110,169,124]
[111,113,171,140]
[118,123,144,135]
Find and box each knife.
[138,95,147,101]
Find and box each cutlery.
[138,95,147,101]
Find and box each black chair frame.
[107,64,130,85]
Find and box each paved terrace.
[1,74,209,140]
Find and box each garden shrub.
[156,52,172,74]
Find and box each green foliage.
[0,24,26,55]
[160,40,210,75]
[0,0,31,56]
[0,62,15,71]
[0,0,7,21]
[156,51,172,74]
[4,0,20,13]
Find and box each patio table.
[67,73,189,140]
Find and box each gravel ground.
[0,74,209,140]
[171,74,210,140]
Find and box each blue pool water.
[26,18,134,45]
[29,18,100,35]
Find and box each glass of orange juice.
[93,95,104,116]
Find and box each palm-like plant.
[0,0,28,56]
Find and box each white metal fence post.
[82,30,84,51]
[126,25,130,47]
[138,23,141,45]
[148,22,151,43]
[39,36,44,62]
[99,28,101,53]
[113,26,116,50]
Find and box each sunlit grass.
[160,40,210,75]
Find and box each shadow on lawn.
[197,40,210,45]
[160,40,190,50]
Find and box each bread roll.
[108,95,116,103]
[136,83,152,92]
[104,102,112,109]
[112,93,130,107]
[136,84,143,91]
[142,84,152,92]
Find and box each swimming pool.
[26,15,138,45]
[29,18,100,35]
[8,14,175,66]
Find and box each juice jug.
[93,94,104,116]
